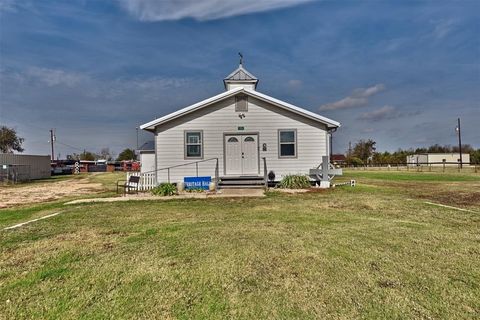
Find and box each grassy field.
[0,171,479,319]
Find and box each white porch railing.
[126,171,156,191]
[127,158,220,191]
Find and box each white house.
[140,62,340,187]
[137,141,155,173]
[407,153,470,167]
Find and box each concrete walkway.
[65,188,265,205]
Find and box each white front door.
[225,134,259,175]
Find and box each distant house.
[137,141,155,173]
[407,153,470,166]
[331,154,347,166]
[140,62,340,185]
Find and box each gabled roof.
[223,65,258,89]
[138,140,155,151]
[224,65,258,81]
[140,87,340,131]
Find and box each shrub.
[151,183,177,196]
[278,174,311,189]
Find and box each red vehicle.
[122,160,140,172]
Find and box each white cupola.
[223,55,258,91]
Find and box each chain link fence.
[0,164,32,183]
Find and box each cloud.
[1,67,191,98]
[26,67,88,87]
[358,105,396,121]
[361,128,374,133]
[432,19,456,39]
[358,105,421,121]
[0,0,16,12]
[287,79,302,89]
[118,0,313,22]
[319,84,385,111]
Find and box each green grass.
[0,202,64,228]
[343,169,480,182]
[0,171,479,319]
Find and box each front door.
[225,134,259,175]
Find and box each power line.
[55,141,84,152]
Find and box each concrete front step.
[218,176,266,189]
[218,185,265,189]
[220,176,264,181]
[219,180,265,185]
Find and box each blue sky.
[0,0,479,157]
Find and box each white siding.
[407,153,470,166]
[155,96,328,183]
[427,153,470,166]
[226,83,256,90]
[407,154,428,166]
[139,152,155,173]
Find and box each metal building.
[406,153,470,167]
[0,154,51,182]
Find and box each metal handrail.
[262,157,268,188]
[140,157,219,184]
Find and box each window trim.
[235,94,248,112]
[278,129,297,158]
[184,130,204,159]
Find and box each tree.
[66,153,80,161]
[470,149,480,164]
[452,144,474,153]
[0,126,24,153]
[80,151,97,161]
[352,139,376,164]
[99,147,114,161]
[117,148,136,161]
[346,156,364,166]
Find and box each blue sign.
[184,176,211,190]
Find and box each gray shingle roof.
[138,140,154,151]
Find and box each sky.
[0,0,479,158]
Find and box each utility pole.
[456,118,463,168]
[49,129,55,162]
[136,127,139,150]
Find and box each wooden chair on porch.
[116,175,140,196]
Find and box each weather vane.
[238,52,243,65]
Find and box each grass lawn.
[0,171,479,319]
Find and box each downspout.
[327,127,337,159]
[154,131,158,184]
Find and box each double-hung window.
[185,131,203,159]
[278,129,297,158]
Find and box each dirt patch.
[417,191,480,208]
[358,179,480,209]
[0,178,104,208]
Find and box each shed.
[0,154,51,182]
